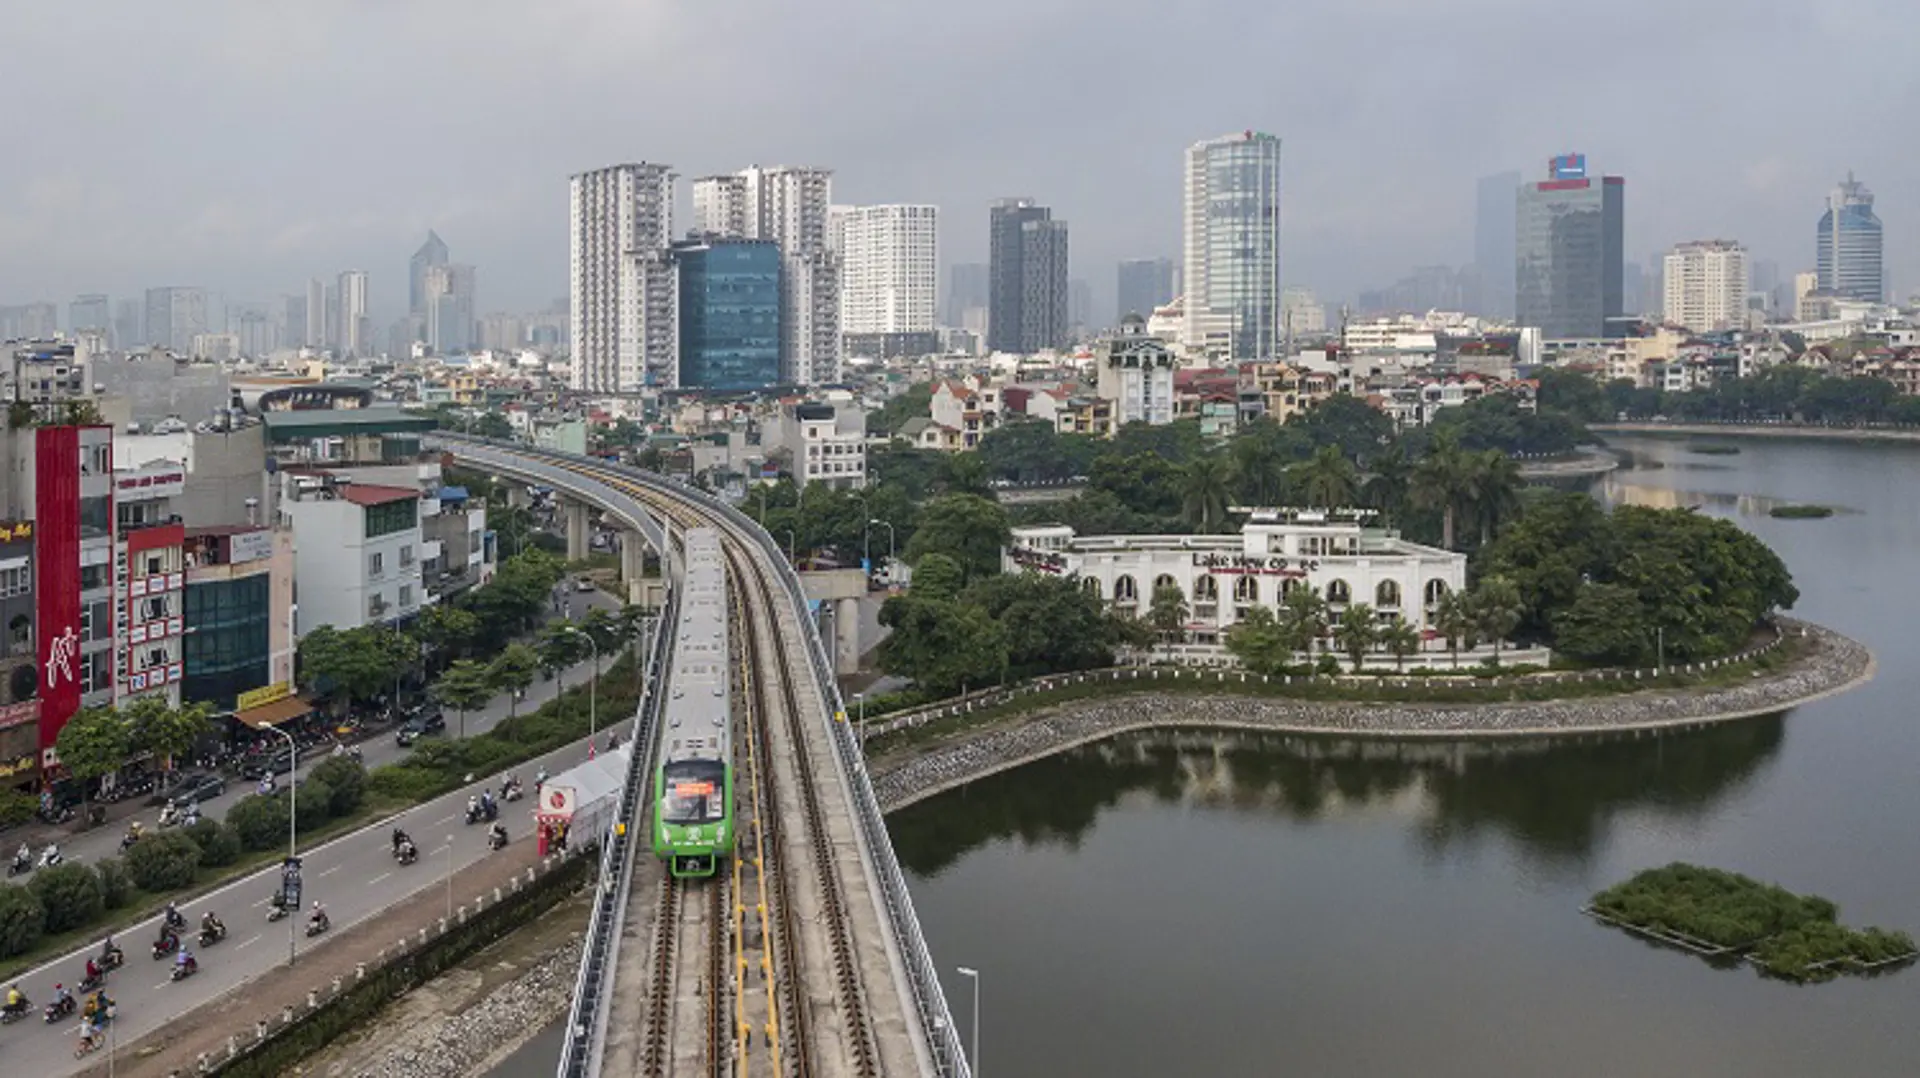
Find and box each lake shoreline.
[1595,422,1920,445]
[868,620,1872,813]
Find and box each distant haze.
[0,1,1911,317]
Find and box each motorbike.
[488,827,509,851]
[158,803,182,829]
[266,894,290,922]
[198,923,228,947]
[501,782,524,803]
[98,945,125,971]
[1,996,31,1024]
[44,995,76,1022]
[169,956,198,981]
[38,846,63,869]
[396,842,418,866]
[78,972,106,994]
[305,914,331,938]
[152,933,180,960]
[464,803,483,825]
[7,853,28,878]
[120,831,142,852]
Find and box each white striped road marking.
[317,865,340,877]
[367,872,391,886]
[236,934,261,949]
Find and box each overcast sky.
[1,0,1912,323]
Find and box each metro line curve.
[442,438,955,1076]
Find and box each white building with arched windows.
[1005,508,1469,651]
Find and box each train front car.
[654,528,734,878]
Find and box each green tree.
[1361,444,1414,526]
[489,643,540,719]
[1411,430,1476,550]
[1379,615,1421,671]
[1224,604,1292,674]
[909,552,965,602]
[1433,590,1475,667]
[537,622,590,690]
[310,755,368,816]
[938,452,994,497]
[184,818,241,867]
[1289,394,1394,460]
[1277,585,1330,660]
[298,625,413,709]
[1467,450,1525,546]
[123,697,212,776]
[412,604,481,669]
[903,494,1011,582]
[1536,366,1610,423]
[867,382,934,436]
[226,794,291,852]
[294,778,335,833]
[963,572,1126,675]
[0,883,45,957]
[1147,581,1189,643]
[1551,583,1653,666]
[94,860,131,909]
[434,659,495,737]
[1332,603,1380,672]
[1469,576,1524,662]
[123,830,201,892]
[877,598,1009,695]
[55,706,131,824]
[1179,454,1234,532]
[29,862,104,932]
[976,419,1099,483]
[1295,445,1359,508]
[1230,422,1298,505]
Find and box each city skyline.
[0,2,1912,320]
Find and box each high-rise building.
[113,298,142,349]
[570,162,678,391]
[1069,278,1093,334]
[836,204,939,358]
[945,263,990,328]
[425,264,477,353]
[988,198,1069,353]
[229,301,276,357]
[1183,131,1284,359]
[305,279,326,349]
[144,287,209,352]
[1474,171,1521,319]
[692,166,842,385]
[335,270,369,356]
[1515,153,1625,339]
[0,303,58,340]
[1816,173,1884,303]
[281,294,307,352]
[1662,240,1749,332]
[69,294,109,333]
[410,230,450,316]
[1117,258,1176,322]
[675,236,781,390]
[1281,287,1327,336]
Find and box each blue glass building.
[1816,173,1883,304]
[676,237,782,390]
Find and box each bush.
[227,794,291,852]
[185,818,242,868]
[28,862,104,933]
[310,756,367,816]
[0,787,36,828]
[295,778,334,833]
[0,882,46,957]
[95,859,131,910]
[122,830,202,893]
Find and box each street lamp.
[444,834,455,918]
[956,965,981,1076]
[246,719,299,967]
[564,625,600,742]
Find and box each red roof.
[337,484,420,507]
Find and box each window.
[142,596,171,622]
[364,499,418,539]
[1113,575,1138,603]
[1424,579,1450,606]
[1376,580,1401,608]
[1193,575,1218,602]
[80,563,109,591]
[1153,574,1179,599]
[400,544,415,568]
[0,564,27,598]
[1327,579,1351,605]
[1080,576,1101,600]
[145,554,163,576]
[80,601,110,642]
[369,552,384,577]
[1233,576,1258,603]
[80,650,111,695]
[399,585,414,608]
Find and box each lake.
[890,433,1920,1077]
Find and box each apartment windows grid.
[365,499,418,538]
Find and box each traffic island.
[75,846,592,1078]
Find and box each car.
[395,708,447,746]
[240,748,296,781]
[574,576,596,592]
[169,773,227,805]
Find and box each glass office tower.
[676,237,782,390]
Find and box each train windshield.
[662,761,726,824]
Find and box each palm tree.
[1379,615,1421,671]
[1468,451,1525,546]
[1411,431,1475,549]
[1470,576,1524,664]
[1278,585,1329,662]
[1433,591,1474,669]
[1361,444,1414,527]
[1293,445,1358,508]
[1181,454,1234,532]
[1230,432,1290,506]
[1146,582,1189,643]
[1332,603,1379,673]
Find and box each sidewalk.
[74,843,562,1078]
[5,587,628,871]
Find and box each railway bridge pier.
[800,568,868,676]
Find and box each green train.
[653,527,733,878]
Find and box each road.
[2,720,637,1076]
[6,584,623,873]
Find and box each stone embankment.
[870,622,1873,813]
[334,936,584,1078]
[1515,446,1621,477]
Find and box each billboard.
[34,426,83,752]
[1549,153,1588,180]
[228,528,274,565]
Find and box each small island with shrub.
[1769,504,1835,519]
[1585,863,1915,983]
[1687,443,1742,455]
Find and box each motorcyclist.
[158,801,178,826]
[201,910,224,937]
[12,841,27,868]
[101,934,121,961]
[309,900,329,930]
[164,900,185,931]
[175,946,195,974]
[40,843,60,866]
[53,983,73,1010]
[392,826,409,855]
[488,821,508,848]
[466,794,479,821]
[3,982,25,1014]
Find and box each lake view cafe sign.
[1011,546,1321,578]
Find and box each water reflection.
[889,717,1786,877]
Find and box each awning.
[235,695,316,728]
